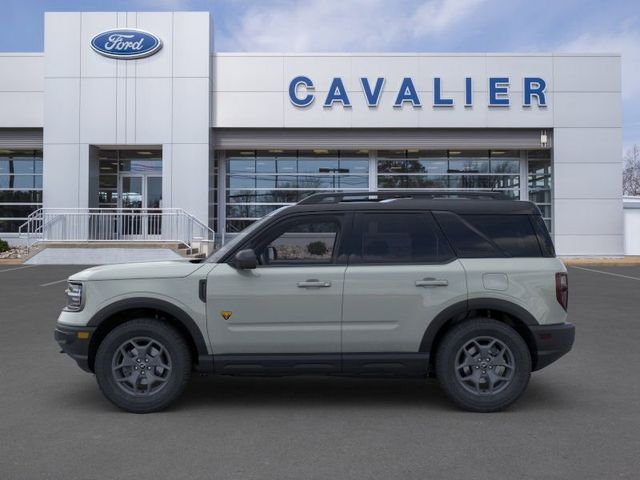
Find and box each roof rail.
[298,190,509,205]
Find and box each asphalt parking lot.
[1,264,639,479]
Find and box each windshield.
[206,206,291,263]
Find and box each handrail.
[18,208,215,249]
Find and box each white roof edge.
[212,52,621,57]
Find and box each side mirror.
[234,249,257,270]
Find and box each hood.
[69,260,207,282]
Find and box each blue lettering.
[489,77,510,106]
[288,75,315,107]
[433,77,453,106]
[465,77,473,106]
[287,75,547,110]
[394,78,421,107]
[324,77,351,107]
[360,77,385,107]
[523,77,547,107]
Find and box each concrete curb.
[561,257,640,266]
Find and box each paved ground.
[0,264,639,480]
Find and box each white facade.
[0,11,624,256]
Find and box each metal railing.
[18,208,215,249]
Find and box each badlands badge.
[220,311,233,321]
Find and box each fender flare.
[87,297,209,356]
[420,298,538,353]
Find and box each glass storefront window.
[220,148,552,236]
[377,150,521,198]
[527,150,552,232]
[224,150,369,232]
[0,150,43,233]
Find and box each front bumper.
[530,322,575,371]
[54,324,96,373]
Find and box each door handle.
[297,279,332,288]
[415,278,448,287]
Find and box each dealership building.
[0,11,623,256]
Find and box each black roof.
[281,191,541,215]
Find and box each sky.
[2,0,640,152]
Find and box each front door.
[119,175,162,238]
[341,212,468,354]
[206,213,348,355]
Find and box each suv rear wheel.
[435,318,531,412]
[95,319,192,413]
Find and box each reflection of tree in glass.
[307,241,328,256]
[378,160,426,174]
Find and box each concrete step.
[33,241,184,249]
[23,241,194,265]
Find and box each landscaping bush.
[307,241,328,256]
[0,239,9,253]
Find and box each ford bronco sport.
[55,191,574,413]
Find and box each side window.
[350,212,454,264]
[254,216,341,266]
[461,214,543,257]
[434,211,544,258]
[434,211,501,258]
[531,215,556,257]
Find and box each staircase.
[18,208,216,264]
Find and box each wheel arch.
[86,298,209,372]
[421,298,539,372]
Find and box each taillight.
[555,272,568,311]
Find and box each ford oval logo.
[90,29,162,59]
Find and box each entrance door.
[119,175,162,239]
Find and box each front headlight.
[64,282,84,312]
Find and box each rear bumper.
[530,322,575,371]
[54,324,96,373]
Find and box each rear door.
[341,211,467,354]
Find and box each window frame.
[434,211,549,259]
[346,210,456,266]
[223,211,352,267]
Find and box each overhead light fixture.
[0,149,13,154]
[137,151,153,155]
[239,151,254,155]
[540,130,548,147]
[269,149,284,153]
[357,149,369,154]
[449,151,461,155]
[313,149,330,154]
[407,148,419,153]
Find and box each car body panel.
[68,260,206,282]
[206,263,346,354]
[341,260,468,352]
[461,257,568,326]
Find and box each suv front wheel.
[435,318,531,412]
[95,319,192,413]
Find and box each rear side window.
[434,212,545,258]
[350,212,454,264]
[461,215,542,257]
[531,215,556,257]
[433,211,500,258]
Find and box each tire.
[95,319,192,413]
[435,318,531,412]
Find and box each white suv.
[55,191,574,413]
